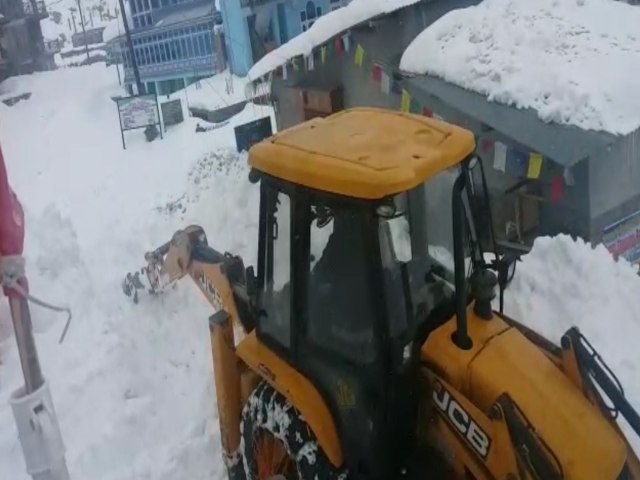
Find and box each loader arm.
[123,226,258,477]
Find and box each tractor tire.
[241,381,349,480]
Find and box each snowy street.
[1,31,640,480]
[0,64,272,479]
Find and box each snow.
[1,60,640,479]
[0,64,273,479]
[54,49,107,67]
[102,17,127,44]
[248,0,420,81]
[400,0,640,135]
[165,71,270,112]
[503,234,640,451]
[40,18,67,41]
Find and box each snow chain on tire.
[241,381,349,480]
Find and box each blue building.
[112,0,225,95]
[220,0,348,77]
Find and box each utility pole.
[118,0,144,95]
[76,0,90,62]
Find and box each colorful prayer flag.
[292,57,299,71]
[563,166,575,186]
[401,89,411,113]
[342,33,351,52]
[506,148,528,177]
[481,138,494,154]
[282,63,288,80]
[422,107,433,117]
[321,45,327,64]
[372,63,382,84]
[354,44,365,68]
[380,71,391,94]
[335,37,344,57]
[527,153,543,179]
[493,141,507,172]
[307,53,315,71]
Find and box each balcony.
[240,0,273,8]
[22,0,48,19]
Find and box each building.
[219,0,348,77]
[71,26,106,48]
[110,0,224,95]
[0,0,53,80]
[261,0,640,265]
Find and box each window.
[197,35,206,56]
[187,36,194,57]
[175,40,183,59]
[153,44,161,63]
[181,38,188,58]
[133,17,140,28]
[307,203,376,363]
[168,42,176,61]
[143,0,149,10]
[150,0,158,8]
[204,33,212,54]
[330,0,342,11]
[260,191,292,348]
[160,43,168,62]
[300,1,318,32]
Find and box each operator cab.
[248,108,493,479]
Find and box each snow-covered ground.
[0,64,272,479]
[0,60,640,480]
[400,0,640,135]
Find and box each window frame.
[255,180,299,357]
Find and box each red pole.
[0,142,43,393]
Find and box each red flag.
[0,141,26,296]
[335,36,344,58]
[481,138,494,154]
[372,63,382,84]
[422,107,433,117]
[551,174,565,204]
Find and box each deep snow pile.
[165,72,271,112]
[0,64,271,479]
[400,0,640,135]
[248,0,421,81]
[504,234,640,451]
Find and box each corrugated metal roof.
[405,74,619,167]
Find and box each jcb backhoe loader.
[124,108,640,480]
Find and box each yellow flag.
[321,45,327,64]
[401,89,411,113]
[354,44,365,68]
[527,153,543,179]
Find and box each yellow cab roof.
[248,107,476,200]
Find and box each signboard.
[160,99,184,127]
[116,94,162,149]
[234,116,273,153]
[602,209,640,265]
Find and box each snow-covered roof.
[248,0,420,81]
[103,17,127,43]
[400,0,640,136]
[40,18,67,41]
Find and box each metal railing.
[240,0,273,8]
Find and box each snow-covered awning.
[400,0,640,136]
[247,0,420,81]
